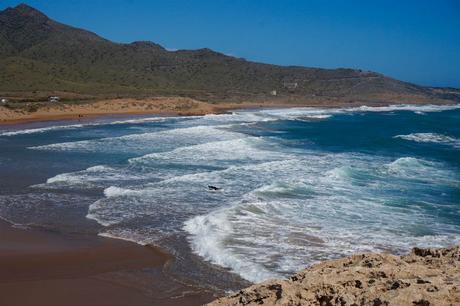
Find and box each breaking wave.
[0,117,170,137]
[5,104,459,139]
[0,123,87,137]
[28,125,242,153]
[4,104,459,286]
[394,133,459,147]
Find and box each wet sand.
[0,220,215,306]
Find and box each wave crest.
[394,133,458,147]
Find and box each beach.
[1,2,459,305]
[0,104,459,306]
[0,95,444,126]
[0,97,298,125]
[0,219,215,306]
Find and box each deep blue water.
[0,105,459,284]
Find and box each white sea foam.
[46,165,116,184]
[257,108,340,120]
[387,156,431,169]
[394,133,459,147]
[184,209,283,282]
[109,117,171,124]
[4,104,459,138]
[19,106,460,284]
[78,149,460,282]
[86,201,121,227]
[381,157,460,188]
[0,124,87,137]
[103,186,135,197]
[35,134,281,191]
[182,153,460,282]
[345,104,460,113]
[185,192,460,282]
[86,159,309,228]
[31,164,157,190]
[0,116,171,137]
[201,111,284,124]
[303,114,332,119]
[98,231,149,246]
[128,137,284,168]
[29,125,242,152]
[386,157,442,180]
[78,147,460,282]
[257,104,460,121]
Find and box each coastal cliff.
[208,247,460,306]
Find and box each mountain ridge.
[1,3,459,104]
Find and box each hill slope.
[1,4,459,104]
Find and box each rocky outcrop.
[208,247,460,306]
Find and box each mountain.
[1,3,459,104]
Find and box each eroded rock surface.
[208,247,460,306]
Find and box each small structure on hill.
[0,98,8,105]
[270,90,277,96]
[48,96,60,103]
[283,82,298,90]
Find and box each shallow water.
[0,105,459,284]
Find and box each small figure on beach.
[208,185,221,191]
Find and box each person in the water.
[208,185,221,191]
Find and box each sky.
[2,0,460,88]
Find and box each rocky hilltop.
[1,4,459,104]
[208,247,460,306]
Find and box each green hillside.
[1,4,459,104]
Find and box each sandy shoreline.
[0,97,289,125]
[0,220,215,306]
[0,96,403,126]
[1,95,457,126]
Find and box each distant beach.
[1,96,454,126]
[0,97,293,125]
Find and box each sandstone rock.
[207,246,460,306]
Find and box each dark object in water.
[208,185,221,191]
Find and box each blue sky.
[2,0,460,88]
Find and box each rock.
[207,247,460,306]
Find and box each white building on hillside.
[283,82,298,90]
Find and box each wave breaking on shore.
[1,104,459,289]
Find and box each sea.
[0,104,459,288]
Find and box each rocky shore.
[208,247,460,306]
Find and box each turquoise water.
[0,105,459,284]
